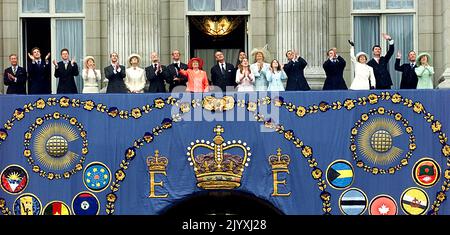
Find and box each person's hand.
[348,40,355,47]
[71,57,77,65]
[52,59,58,67]
[7,73,15,81]
[174,77,180,82]
[383,33,392,41]
[28,53,34,61]
[45,53,51,61]
[397,51,402,59]
[280,64,284,70]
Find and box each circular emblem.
[46,136,69,158]
[83,162,111,192]
[370,130,393,153]
[72,191,100,215]
[42,201,71,215]
[326,160,354,190]
[413,158,440,188]
[1,165,29,195]
[400,187,429,215]
[339,188,368,215]
[369,195,398,215]
[13,193,42,215]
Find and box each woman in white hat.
[348,40,376,90]
[250,46,271,91]
[415,52,435,89]
[82,56,102,94]
[125,54,146,93]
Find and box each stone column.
[276,0,329,90]
[168,0,187,62]
[438,0,450,88]
[108,0,160,66]
[0,1,4,94]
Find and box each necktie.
[13,67,17,75]
[154,64,158,69]
[221,64,226,75]
[38,60,41,65]
[411,63,414,68]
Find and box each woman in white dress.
[82,56,102,94]
[349,40,376,90]
[236,58,255,92]
[125,54,146,93]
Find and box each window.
[187,0,248,13]
[56,0,83,13]
[352,0,416,89]
[22,0,49,13]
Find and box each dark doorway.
[22,18,52,93]
[162,191,284,215]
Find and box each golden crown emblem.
[187,125,251,190]
[268,148,291,170]
[146,150,169,171]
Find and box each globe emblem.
[370,130,393,153]
[45,136,69,158]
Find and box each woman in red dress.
[179,57,209,93]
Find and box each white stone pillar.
[108,0,160,67]
[438,0,450,88]
[276,0,329,90]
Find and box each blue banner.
[0,90,449,215]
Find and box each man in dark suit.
[395,50,418,89]
[104,52,127,93]
[210,50,236,92]
[367,33,395,90]
[283,50,310,91]
[27,47,51,95]
[146,52,167,93]
[166,50,188,93]
[322,48,347,90]
[3,54,27,94]
[53,48,79,94]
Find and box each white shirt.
[125,67,146,93]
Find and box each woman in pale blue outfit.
[250,47,270,91]
[265,59,287,91]
[415,53,434,89]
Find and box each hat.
[83,56,96,69]
[188,57,204,70]
[250,44,272,63]
[128,53,142,67]
[355,52,369,63]
[417,52,432,65]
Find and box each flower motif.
[180,103,191,114]
[368,94,378,104]
[71,99,81,107]
[377,107,385,115]
[35,118,44,126]
[431,121,442,133]
[107,107,119,118]
[69,118,78,125]
[64,172,71,179]
[350,144,357,152]
[395,113,403,121]
[284,130,294,141]
[312,168,323,180]
[361,114,369,122]
[116,170,126,181]
[296,106,307,117]
[444,170,450,180]
[0,198,5,209]
[0,129,8,141]
[24,149,31,157]
[36,99,46,109]
[75,164,83,171]
[143,132,154,143]
[119,110,129,119]
[302,146,313,158]
[161,118,173,129]
[53,112,61,120]
[409,143,417,151]
[351,128,358,136]
[167,96,177,105]
[13,109,25,121]
[401,159,408,166]
[80,130,87,138]
[437,192,447,202]
[154,98,165,109]
[413,102,424,114]
[406,126,413,134]
[247,102,257,112]
[371,167,379,175]
[59,97,70,108]
[319,102,330,112]
[131,108,142,119]
[442,145,450,157]
[24,132,32,140]
[388,168,396,175]
[126,147,136,160]
[82,147,89,155]
[32,165,40,173]
[320,191,331,202]
[356,161,364,168]
[47,173,55,180]
[84,100,95,111]
[274,97,284,107]
[344,99,355,110]
[107,193,117,203]
[391,93,402,103]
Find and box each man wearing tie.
[3,54,27,94]
[395,50,418,89]
[104,52,127,93]
[283,50,310,91]
[322,48,347,90]
[145,52,167,93]
[367,33,395,90]
[166,50,188,92]
[210,50,236,92]
[27,47,51,94]
[53,48,79,94]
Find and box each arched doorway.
[162,191,284,215]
